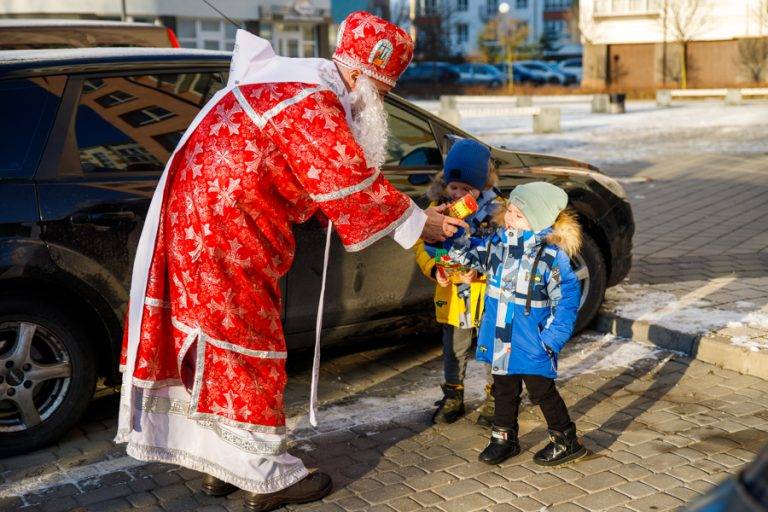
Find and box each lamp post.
[498,2,512,87]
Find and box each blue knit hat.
[443,139,491,191]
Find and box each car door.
[36,70,227,306]
[283,99,444,346]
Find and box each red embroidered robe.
[119,81,415,433]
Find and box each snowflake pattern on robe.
[120,81,414,432]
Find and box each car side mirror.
[408,173,433,186]
[399,146,442,167]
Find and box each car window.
[0,77,65,179]
[69,71,226,174]
[384,101,442,168]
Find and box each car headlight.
[590,172,627,200]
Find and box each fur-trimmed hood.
[544,209,582,258]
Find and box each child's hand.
[436,268,451,287]
[457,270,477,284]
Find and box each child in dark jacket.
[448,181,587,466]
[414,138,501,425]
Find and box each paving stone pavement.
[599,153,768,351]
[2,331,767,512]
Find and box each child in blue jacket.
[448,181,587,466]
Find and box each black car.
[399,61,460,84]
[0,48,633,456]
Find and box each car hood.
[491,147,600,173]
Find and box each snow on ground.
[412,99,768,167]
[605,283,768,349]
[287,332,666,439]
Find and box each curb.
[593,311,768,380]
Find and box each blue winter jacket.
[448,213,582,378]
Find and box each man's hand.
[422,204,469,243]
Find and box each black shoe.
[244,472,333,512]
[533,423,588,466]
[201,473,238,496]
[476,383,494,427]
[432,383,465,424]
[478,425,521,465]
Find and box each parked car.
[545,61,578,86]
[515,60,566,85]
[559,58,583,82]
[0,47,633,456]
[0,19,179,50]
[399,61,459,84]
[451,62,507,87]
[493,62,533,85]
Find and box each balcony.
[544,0,572,13]
[259,3,330,22]
[594,0,661,17]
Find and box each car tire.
[571,233,607,333]
[490,80,501,88]
[0,298,96,457]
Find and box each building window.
[457,0,468,11]
[456,23,469,44]
[120,106,176,128]
[82,79,105,94]
[177,18,237,51]
[516,0,528,8]
[95,90,136,108]
[544,19,568,37]
[424,0,437,14]
[303,25,318,57]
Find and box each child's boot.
[533,423,587,466]
[433,383,465,424]
[478,425,521,465]
[476,383,495,427]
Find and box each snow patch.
[288,332,667,438]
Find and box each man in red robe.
[116,11,465,511]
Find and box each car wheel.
[0,298,96,457]
[490,80,501,88]
[570,233,607,333]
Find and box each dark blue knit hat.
[443,139,491,191]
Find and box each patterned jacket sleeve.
[447,230,494,275]
[262,87,416,252]
[540,250,581,354]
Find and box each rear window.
[0,77,65,179]
[66,72,226,174]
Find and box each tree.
[661,0,712,88]
[737,0,768,83]
[538,26,561,58]
[411,0,460,61]
[477,17,529,65]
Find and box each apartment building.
[402,0,579,60]
[581,0,768,88]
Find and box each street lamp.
[498,2,512,87]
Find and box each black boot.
[432,383,465,424]
[476,383,495,427]
[533,423,588,466]
[201,474,238,496]
[478,425,521,465]
[243,472,333,512]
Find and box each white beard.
[348,75,389,170]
